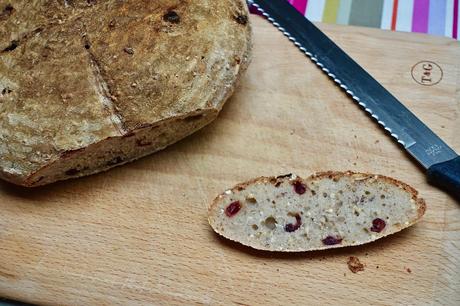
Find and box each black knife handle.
[427,156,460,201]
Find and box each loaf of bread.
[0,0,252,186]
[208,172,426,252]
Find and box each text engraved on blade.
[425,144,443,157]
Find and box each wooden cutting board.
[1,16,459,305]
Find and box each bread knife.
[248,0,460,201]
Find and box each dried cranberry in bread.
[208,172,426,252]
[0,0,251,186]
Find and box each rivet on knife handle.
[249,0,460,201]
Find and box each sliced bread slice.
[208,171,426,252]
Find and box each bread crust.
[209,171,427,252]
[0,0,252,186]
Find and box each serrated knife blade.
[249,0,460,201]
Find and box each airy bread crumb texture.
[208,172,426,252]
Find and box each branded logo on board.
[411,61,443,86]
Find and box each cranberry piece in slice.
[284,214,302,232]
[225,201,241,217]
[370,218,386,233]
[322,236,343,245]
[293,181,307,195]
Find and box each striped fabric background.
[252,0,460,40]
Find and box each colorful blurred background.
[251,0,460,40]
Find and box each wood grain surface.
[1,16,459,305]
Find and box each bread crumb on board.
[347,256,365,273]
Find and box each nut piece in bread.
[0,0,252,186]
[208,172,426,252]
